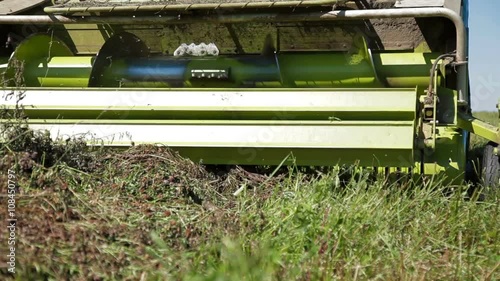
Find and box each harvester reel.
[88,32,150,87]
[5,33,73,87]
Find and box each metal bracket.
[457,111,500,145]
[191,69,229,80]
[395,0,461,14]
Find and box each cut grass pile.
[0,114,498,280]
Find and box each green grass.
[0,112,498,280]
[0,145,498,281]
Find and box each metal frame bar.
[44,0,344,14]
[457,112,500,144]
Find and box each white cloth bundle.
[174,43,219,57]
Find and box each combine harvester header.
[0,0,499,186]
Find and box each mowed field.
[0,112,498,280]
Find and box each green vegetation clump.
[0,114,498,281]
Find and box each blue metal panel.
[463,0,469,27]
[462,0,470,153]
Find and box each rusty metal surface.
[50,0,398,7]
[0,0,48,15]
[395,0,461,13]
[52,0,339,8]
[57,0,334,6]
[0,7,462,55]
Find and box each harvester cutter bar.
[1,88,417,166]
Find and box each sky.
[468,1,500,111]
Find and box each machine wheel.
[481,142,500,194]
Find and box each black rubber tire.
[481,142,500,192]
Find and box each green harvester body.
[0,0,499,184]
